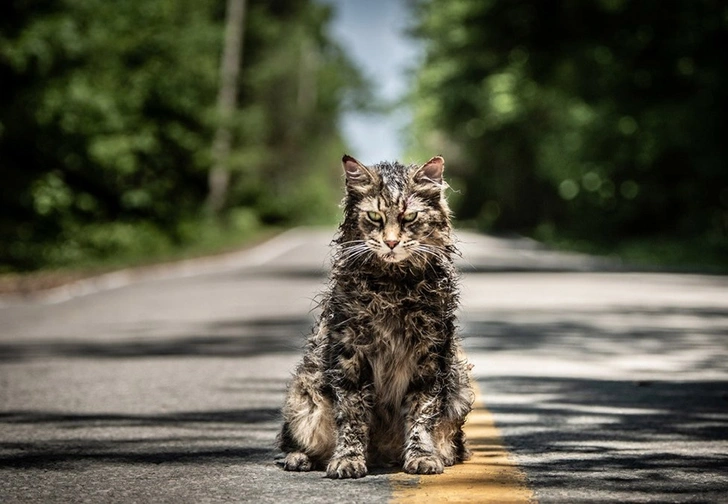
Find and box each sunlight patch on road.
[390,382,534,503]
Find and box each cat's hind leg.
[433,345,474,466]
[278,373,336,470]
[402,375,472,473]
[282,451,313,471]
[433,420,470,467]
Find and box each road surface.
[1,228,727,503]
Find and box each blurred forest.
[409,0,728,267]
[2,0,727,274]
[0,0,369,272]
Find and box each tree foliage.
[0,0,368,271]
[409,0,728,254]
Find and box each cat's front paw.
[404,455,445,474]
[282,452,313,471]
[326,456,368,479]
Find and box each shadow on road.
[0,315,314,362]
[0,408,280,426]
[463,305,728,370]
[0,315,308,475]
[2,268,727,500]
[462,303,728,501]
[0,406,282,469]
[479,376,728,500]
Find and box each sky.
[319,0,421,164]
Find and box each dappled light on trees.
[408,0,728,265]
[0,0,371,271]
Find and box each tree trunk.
[207,0,247,215]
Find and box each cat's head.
[338,154,453,266]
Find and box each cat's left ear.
[413,156,445,186]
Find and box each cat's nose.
[384,240,400,250]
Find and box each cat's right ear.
[342,154,373,191]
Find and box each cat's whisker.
[340,242,367,250]
[409,248,440,276]
[340,243,369,254]
[349,251,372,263]
[343,253,369,265]
[416,244,446,260]
[338,239,368,247]
[341,244,375,265]
[341,244,367,254]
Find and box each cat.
[277,154,473,479]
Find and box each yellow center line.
[390,382,535,503]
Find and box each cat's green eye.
[402,211,418,223]
[366,211,383,223]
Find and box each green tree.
[409,0,728,256]
[1,0,221,268]
[0,0,370,271]
[222,0,372,225]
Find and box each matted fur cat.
[278,155,473,479]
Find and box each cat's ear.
[342,154,373,190]
[413,156,445,186]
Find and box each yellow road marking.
[391,382,534,503]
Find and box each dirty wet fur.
[277,155,473,479]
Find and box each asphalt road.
[1,228,727,503]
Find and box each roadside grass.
[0,214,282,295]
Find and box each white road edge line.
[0,228,310,307]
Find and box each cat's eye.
[366,211,383,223]
[401,211,418,223]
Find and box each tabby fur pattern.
[277,155,473,479]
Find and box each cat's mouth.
[380,250,407,263]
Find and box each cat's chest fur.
[341,274,443,407]
[366,321,418,408]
